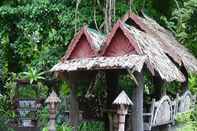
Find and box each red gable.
[101,20,140,57]
[61,26,97,61]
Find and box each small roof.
[45,90,61,103]
[122,12,197,73]
[113,91,133,105]
[50,54,147,72]
[61,26,106,61]
[101,21,185,82]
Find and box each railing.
[143,90,196,131]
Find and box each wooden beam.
[69,82,79,131]
[132,71,144,131]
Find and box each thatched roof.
[122,12,197,73]
[124,24,185,82]
[50,54,147,72]
[61,26,106,61]
[45,90,61,103]
[101,21,185,82]
[51,21,185,82]
[50,13,191,82]
[86,28,106,52]
[113,91,133,105]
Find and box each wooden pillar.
[69,82,79,131]
[106,71,119,107]
[132,71,144,131]
[160,81,167,97]
[153,75,165,100]
[105,71,119,131]
[180,66,189,92]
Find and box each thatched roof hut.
[49,12,197,131]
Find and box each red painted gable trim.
[101,20,141,56]
[61,25,97,62]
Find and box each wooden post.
[161,82,167,97]
[132,71,144,131]
[180,66,189,92]
[105,71,119,131]
[113,91,133,131]
[69,82,79,131]
[106,71,119,108]
[153,74,165,100]
[118,106,127,131]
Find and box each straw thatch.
[50,54,147,72]
[122,23,185,82]
[113,91,133,105]
[123,12,197,73]
[142,14,197,73]
[86,28,106,52]
[99,21,185,82]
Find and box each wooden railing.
[143,90,196,131]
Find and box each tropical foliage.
[0,0,196,130]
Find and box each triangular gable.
[101,20,140,57]
[122,11,146,31]
[61,26,97,61]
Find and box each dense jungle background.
[0,0,197,131]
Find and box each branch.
[75,0,82,33]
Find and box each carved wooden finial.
[45,90,61,104]
[113,91,133,105]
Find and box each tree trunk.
[132,71,144,131]
[104,0,115,33]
